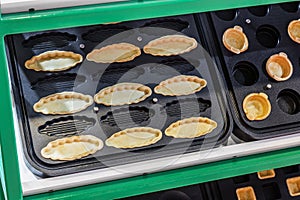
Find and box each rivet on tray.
[245,19,251,24]
[152,98,158,103]
[137,36,143,41]
[79,44,85,49]
[93,107,99,113]
[265,84,272,90]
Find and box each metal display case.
[0,0,300,199]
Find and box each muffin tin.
[197,2,300,141]
[6,14,231,176]
[122,165,300,200]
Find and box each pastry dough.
[94,83,152,106]
[25,50,83,72]
[242,93,271,121]
[288,19,300,44]
[154,75,207,96]
[87,43,141,63]
[105,127,162,148]
[34,92,93,115]
[222,26,248,54]
[165,117,217,138]
[143,35,197,56]
[41,135,103,161]
[266,52,293,81]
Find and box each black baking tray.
[122,164,300,200]
[208,165,300,200]
[5,14,232,177]
[197,2,300,141]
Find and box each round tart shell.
[222,26,248,54]
[288,19,300,44]
[266,52,293,81]
[243,93,271,121]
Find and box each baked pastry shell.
[242,93,271,121]
[257,169,276,180]
[94,83,152,106]
[87,43,141,63]
[154,75,207,96]
[222,26,248,54]
[143,35,198,56]
[105,127,162,148]
[25,50,83,72]
[286,176,300,197]
[41,135,103,161]
[266,52,293,81]
[165,117,217,138]
[236,186,257,200]
[288,19,300,44]
[33,92,93,115]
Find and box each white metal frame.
[1,0,127,14]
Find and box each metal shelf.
[0,0,298,199]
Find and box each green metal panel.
[0,181,5,200]
[0,36,22,200]
[24,146,300,200]
[0,0,298,199]
[0,149,5,200]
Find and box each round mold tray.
[248,5,270,17]
[279,2,299,13]
[159,191,192,200]
[233,61,259,86]
[277,89,300,115]
[215,9,237,21]
[256,25,280,48]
